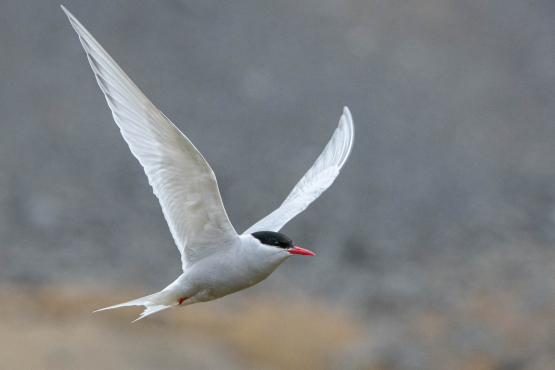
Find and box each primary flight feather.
[62,5,354,321]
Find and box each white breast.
[180,235,290,302]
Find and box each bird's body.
[170,234,290,305]
[62,6,354,321]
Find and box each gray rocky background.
[2,0,555,369]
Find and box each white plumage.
[62,6,354,321]
[243,107,354,235]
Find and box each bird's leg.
[178,297,188,305]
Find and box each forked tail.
[94,290,174,322]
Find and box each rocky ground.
[0,284,362,370]
[3,277,555,370]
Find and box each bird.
[61,6,354,321]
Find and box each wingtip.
[338,106,355,167]
[342,106,353,123]
[338,106,353,132]
[60,5,78,22]
[60,5,74,20]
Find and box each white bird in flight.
[62,6,354,321]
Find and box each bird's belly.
[204,269,272,301]
[186,256,281,302]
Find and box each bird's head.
[251,231,315,256]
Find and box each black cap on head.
[251,231,294,250]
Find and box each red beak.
[288,246,315,256]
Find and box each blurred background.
[1,0,555,369]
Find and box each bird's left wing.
[62,6,239,269]
[243,107,354,235]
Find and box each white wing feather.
[62,6,239,269]
[243,107,354,235]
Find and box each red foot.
[178,297,188,305]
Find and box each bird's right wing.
[62,6,239,270]
[243,107,354,235]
